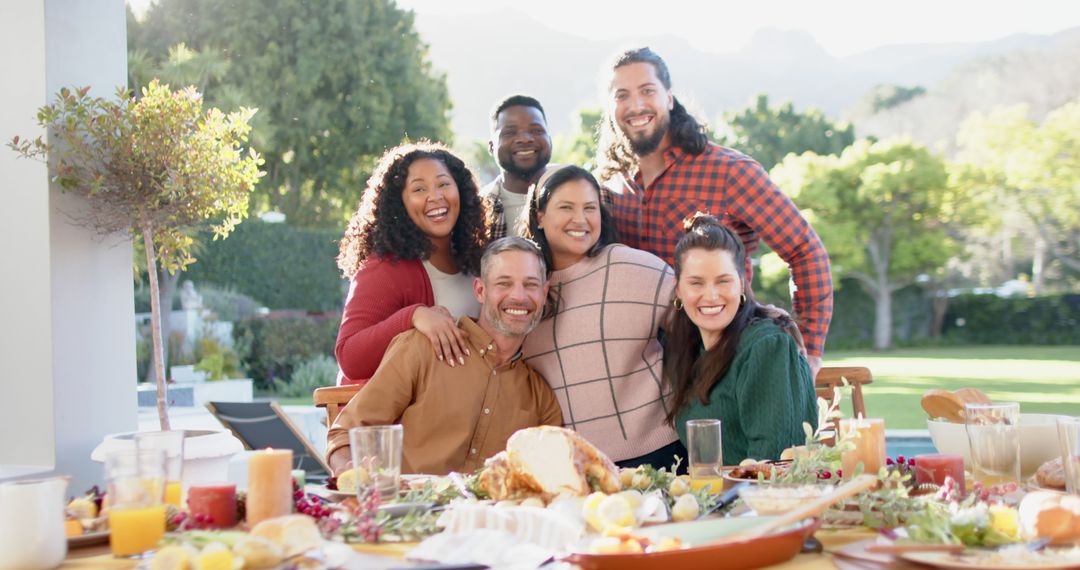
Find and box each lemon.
[596,494,636,532]
[617,490,644,510]
[618,468,637,489]
[67,497,98,519]
[194,543,234,570]
[671,494,700,522]
[988,504,1019,539]
[335,466,369,493]
[582,492,607,531]
[151,545,192,570]
[668,477,690,497]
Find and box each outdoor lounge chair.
[206,400,331,482]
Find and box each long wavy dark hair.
[337,141,487,279]
[664,213,805,425]
[522,165,620,273]
[596,47,710,182]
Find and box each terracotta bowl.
[565,516,819,570]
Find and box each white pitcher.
[0,476,69,570]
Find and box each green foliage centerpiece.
[9,80,263,429]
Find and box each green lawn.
[825,345,1080,429]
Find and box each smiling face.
[475,250,548,338]
[490,105,552,181]
[675,247,744,349]
[401,158,460,243]
[609,62,674,156]
[535,178,602,270]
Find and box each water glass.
[134,430,185,506]
[104,448,167,558]
[686,419,723,493]
[348,425,404,499]
[965,402,1020,486]
[1057,417,1080,494]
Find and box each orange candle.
[246,448,293,526]
[109,504,166,557]
[840,418,886,477]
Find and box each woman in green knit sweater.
[665,214,817,466]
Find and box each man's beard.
[624,115,670,156]
[485,303,541,338]
[500,157,547,181]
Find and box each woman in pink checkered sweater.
[520,165,683,469]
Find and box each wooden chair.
[313,385,361,426]
[815,366,873,419]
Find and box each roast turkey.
[478,426,620,500]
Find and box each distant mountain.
[849,28,1080,153]
[409,7,1079,143]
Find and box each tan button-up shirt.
[326,317,563,475]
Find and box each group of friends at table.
[324,46,834,477]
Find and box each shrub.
[234,315,340,388]
[181,220,346,311]
[942,293,1080,345]
[273,354,338,399]
[199,284,263,322]
[193,335,244,380]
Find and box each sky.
[393,0,1080,56]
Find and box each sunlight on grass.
[822,346,1080,429]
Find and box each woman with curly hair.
[665,213,816,466]
[335,141,488,386]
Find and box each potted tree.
[9,80,263,430]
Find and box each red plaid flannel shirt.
[604,143,833,356]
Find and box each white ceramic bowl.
[926,413,1070,478]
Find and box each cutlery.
[704,474,878,545]
[699,482,749,519]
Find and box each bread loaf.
[1018,490,1080,544]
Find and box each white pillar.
[0,0,135,491]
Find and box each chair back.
[314,385,361,426]
[815,366,872,419]
[206,400,330,481]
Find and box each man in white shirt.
[481,95,552,239]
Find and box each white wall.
[0,0,136,491]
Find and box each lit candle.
[246,448,293,526]
[187,483,238,529]
[914,453,966,494]
[840,418,886,477]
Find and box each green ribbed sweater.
[675,319,817,465]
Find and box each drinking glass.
[965,402,1020,486]
[348,425,404,499]
[134,430,185,506]
[104,448,167,558]
[686,419,723,493]
[1057,417,1080,494]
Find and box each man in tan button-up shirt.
[327,238,563,475]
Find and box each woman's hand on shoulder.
[411,305,470,367]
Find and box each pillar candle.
[840,418,886,477]
[246,449,293,526]
[187,484,237,529]
[914,453,966,494]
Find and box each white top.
[499,184,529,237]
[422,260,480,319]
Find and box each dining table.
[57,526,904,570]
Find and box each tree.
[716,94,855,171]
[552,108,602,170]
[773,139,957,350]
[128,0,452,228]
[953,101,1080,288]
[10,82,263,429]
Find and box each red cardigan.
[335,257,433,385]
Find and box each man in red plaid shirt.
[597,47,833,378]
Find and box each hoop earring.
[740,293,747,305]
[672,297,683,311]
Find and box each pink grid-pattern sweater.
[522,244,679,462]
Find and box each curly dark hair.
[337,141,488,278]
[596,47,710,182]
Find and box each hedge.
[942,293,1080,345]
[181,220,346,311]
[234,315,340,388]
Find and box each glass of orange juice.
[687,419,723,494]
[104,448,167,558]
[134,430,185,507]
